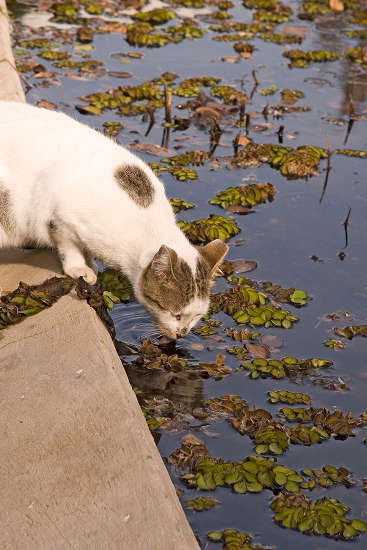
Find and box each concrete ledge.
[0,3,199,548]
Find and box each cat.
[0,101,228,339]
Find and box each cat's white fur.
[0,101,228,338]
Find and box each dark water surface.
[11,0,367,547]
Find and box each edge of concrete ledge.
[0,3,200,549]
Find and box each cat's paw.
[66,266,98,285]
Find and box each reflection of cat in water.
[0,101,228,339]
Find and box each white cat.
[0,101,228,338]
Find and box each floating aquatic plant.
[211,285,299,328]
[162,150,210,166]
[207,528,273,549]
[169,198,195,213]
[333,149,367,157]
[271,493,367,539]
[334,324,367,339]
[280,89,304,104]
[283,49,341,68]
[238,356,332,380]
[268,390,311,405]
[178,214,240,244]
[132,8,176,25]
[209,182,276,209]
[185,496,219,511]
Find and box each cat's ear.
[198,239,229,276]
[149,245,178,278]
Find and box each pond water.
[10,0,367,547]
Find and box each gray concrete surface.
[0,2,199,548]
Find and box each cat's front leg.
[50,222,97,285]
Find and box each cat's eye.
[172,313,181,320]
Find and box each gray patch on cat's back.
[0,186,14,234]
[114,164,154,208]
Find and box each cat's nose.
[176,327,188,338]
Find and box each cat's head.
[138,239,228,339]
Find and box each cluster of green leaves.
[0,277,74,329]
[211,284,299,328]
[283,49,341,68]
[275,145,328,178]
[271,493,367,539]
[181,452,353,496]
[208,528,272,549]
[280,89,304,104]
[178,214,240,244]
[258,31,302,44]
[97,269,134,308]
[185,496,219,511]
[209,182,276,209]
[238,356,332,380]
[334,324,367,339]
[161,150,210,166]
[193,319,221,336]
[278,406,362,437]
[268,390,311,405]
[169,198,195,213]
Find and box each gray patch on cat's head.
[0,186,14,234]
[114,164,154,208]
[141,245,196,313]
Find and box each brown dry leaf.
[238,135,251,147]
[228,239,247,247]
[245,342,269,359]
[98,22,127,33]
[190,342,204,351]
[64,73,86,80]
[259,334,283,354]
[329,0,344,11]
[128,51,143,59]
[221,56,239,63]
[36,100,56,110]
[130,143,169,155]
[225,205,253,215]
[195,106,220,118]
[108,71,132,78]
[281,26,308,38]
[240,52,252,59]
[210,161,220,171]
[231,259,257,273]
[33,72,54,79]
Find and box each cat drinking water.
[0,101,228,339]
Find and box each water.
[11,0,367,547]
